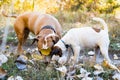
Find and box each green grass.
[0,11,120,80]
[1,57,60,80]
[1,56,115,80]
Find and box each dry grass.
[0,11,120,80]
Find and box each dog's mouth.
[39,48,51,56]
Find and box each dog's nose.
[38,50,42,54]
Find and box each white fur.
[51,55,60,61]
[54,17,120,72]
[92,17,108,32]
[42,31,56,49]
[58,56,67,65]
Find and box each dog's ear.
[51,35,60,44]
[31,36,40,45]
[51,46,62,57]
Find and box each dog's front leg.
[72,46,80,64]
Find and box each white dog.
[51,17,120,72]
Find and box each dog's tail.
[2,10,17,18]
[92,17,108,32]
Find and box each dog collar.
[41,25,56,33]
[61,40,74,55]
[61,40,69,48]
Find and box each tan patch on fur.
[92,27,101,33]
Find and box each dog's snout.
[51,46,62,57]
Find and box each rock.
[15,55,28,70]
[0,54,8,66]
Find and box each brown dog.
[2,11,62,55]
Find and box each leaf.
[66,66,76,79]
[0,67,7,79]
[32,54,44,60]
[102,60,120,72]
[88,51,95,56]
[112,73,120,80]
[79,68,91,79]
[76,74,85,78]
[0,54,8,66]
[82,77,93,80]
[8,76,23,80]
[56,66,67,74]
[80,68,87,74]
[102,60,110,68]
[94,64,104,71]
[93,70,104,75]
[113,54,118,60]
[95,76,103,80]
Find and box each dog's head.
[32,32,59,55]
[50,46,62,61]
[51,46,62,57]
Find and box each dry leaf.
[66,67,76,80]
[32,54,44,60]
[82,77,93,80]
[102,60,111,68]
[56,66,67,77]
[112,34,116,38]
[7,76,23,80]
[95,76,103,80]
[66,66,76,79]
[94,64,103,71]
[77,68,92,80]
[56,66,67,75]
[76,74,85,78]
[102,60,120,72]
[0,54,8,66]
[93,70,104,75]
[112,73,120,80]
[0,67,7,79]
[80,68,87,74]
[113,54,118,60]
[88,51,95,56]
[89,56,96,67]
[28,60,34,64]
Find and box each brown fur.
[2,11,62,54]
[51,46,62,57]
